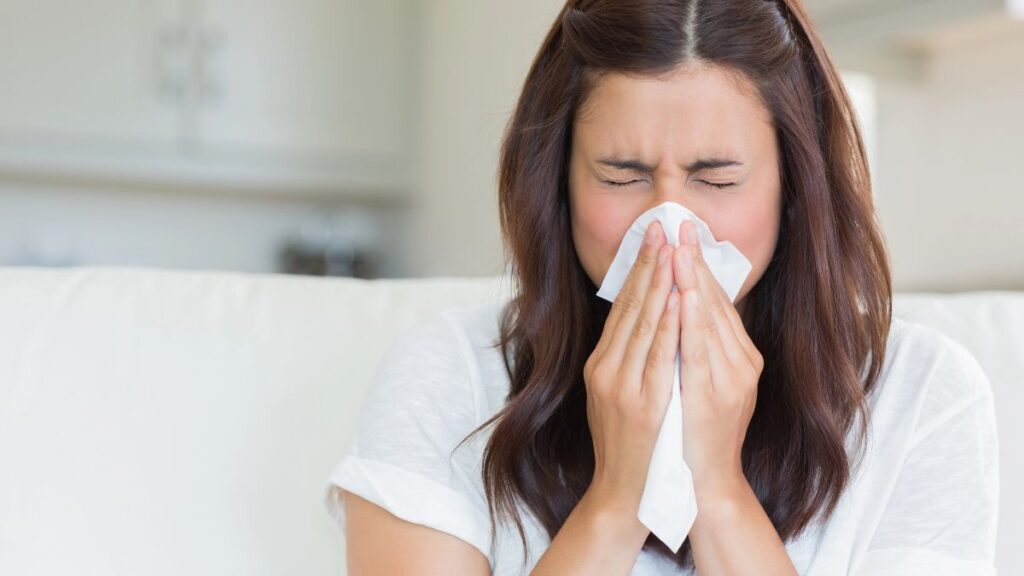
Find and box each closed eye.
[699,180,736,189]
[603,179,642,187]
[603,179,736,189]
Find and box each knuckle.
[632,315,655,338]
[583,355,596,381]
[610,297,623,315]
[585,362,608,390]
[660,303,678,329]
[753,351,765,372]
[647,343,672,366]
[700,307,716,330]
[617,293,642,315]
[703,314,718,337]
[706,294,724,317]
[635,246,657,266]
[591,363,611,386]
[691,342,709,367]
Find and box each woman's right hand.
[583,219,681,517]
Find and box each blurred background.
[0,0,1020,290]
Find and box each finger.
[641,288,680,411]
[620,241,674,390]
[602,221,666,362]
[685,220,760,367]
[674,244,732,395]
[677,273,712,399]
[685,231,747,367]
[600,220,664,336]
[673,230,715,397]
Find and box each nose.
[651,174,697,206]
[649,179,707,229]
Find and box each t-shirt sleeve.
[856,340,999,575]
[321,310,494,565]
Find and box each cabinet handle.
[156,23,188,105]
[197,27,225,107]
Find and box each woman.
[324,0,1000,574]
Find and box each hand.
[672,219,765,502]
[583,220,682,517]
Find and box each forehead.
[573,63,774,159]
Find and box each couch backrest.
[0,266,1018,575]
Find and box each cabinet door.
[198,0,413,167]
[0,0,180,145]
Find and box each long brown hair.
[456,0,893,569]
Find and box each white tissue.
[594,201,753,553]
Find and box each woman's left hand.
[672,219,765,503]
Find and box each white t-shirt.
[323,301,999,575]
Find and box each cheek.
[705,196,781,294]
[717,216,775,266]
[572,190,638,283]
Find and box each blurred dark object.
[276,209,381,278]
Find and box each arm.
[529,221,681,574]
[345,491,491,576]
[530,485,651,576]
[346,483,651,576]
[324,313,499,575]
[688,477,798,575]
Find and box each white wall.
[405,0,564,278]
[407,4,1024,292]
[872,20,1024,292]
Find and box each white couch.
[0,266,1019,575]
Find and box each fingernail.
[686,223,698,245]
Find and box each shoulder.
[358,301,512,431]
[394,301,506,358]
[436,300,508,350]
[850,317,1000,571]
[882,316,993,402]
[370,307,476,404]
[870,316,995,448]
[435,300,516,417]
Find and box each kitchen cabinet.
[0,0,414,201]
[0,0,178,144]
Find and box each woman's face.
[568,62,782,313]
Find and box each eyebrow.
[596,157,744,173]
